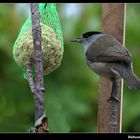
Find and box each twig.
[98,4,125,132]
[30,3,44,121]
[27,58,42,102]
[27,58,35,93]
[30,3,49,132]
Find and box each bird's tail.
[112,63,140,89]
[125,72,140,89]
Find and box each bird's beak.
[70,37,82,43]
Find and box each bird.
[71,31,140,102]
[13,3,64,79]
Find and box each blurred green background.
[0,3,140,132]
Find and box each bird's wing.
[86,35,132,64]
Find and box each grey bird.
[71,31,140,102]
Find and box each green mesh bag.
[13,3,64,79]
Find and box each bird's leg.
[107,79,120,103]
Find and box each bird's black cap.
[70,31,103,43]
[82,31,103,38]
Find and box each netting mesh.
[13,3,64,79]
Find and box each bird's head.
[70,31,103,44]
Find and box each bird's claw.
[107,96,120,103]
